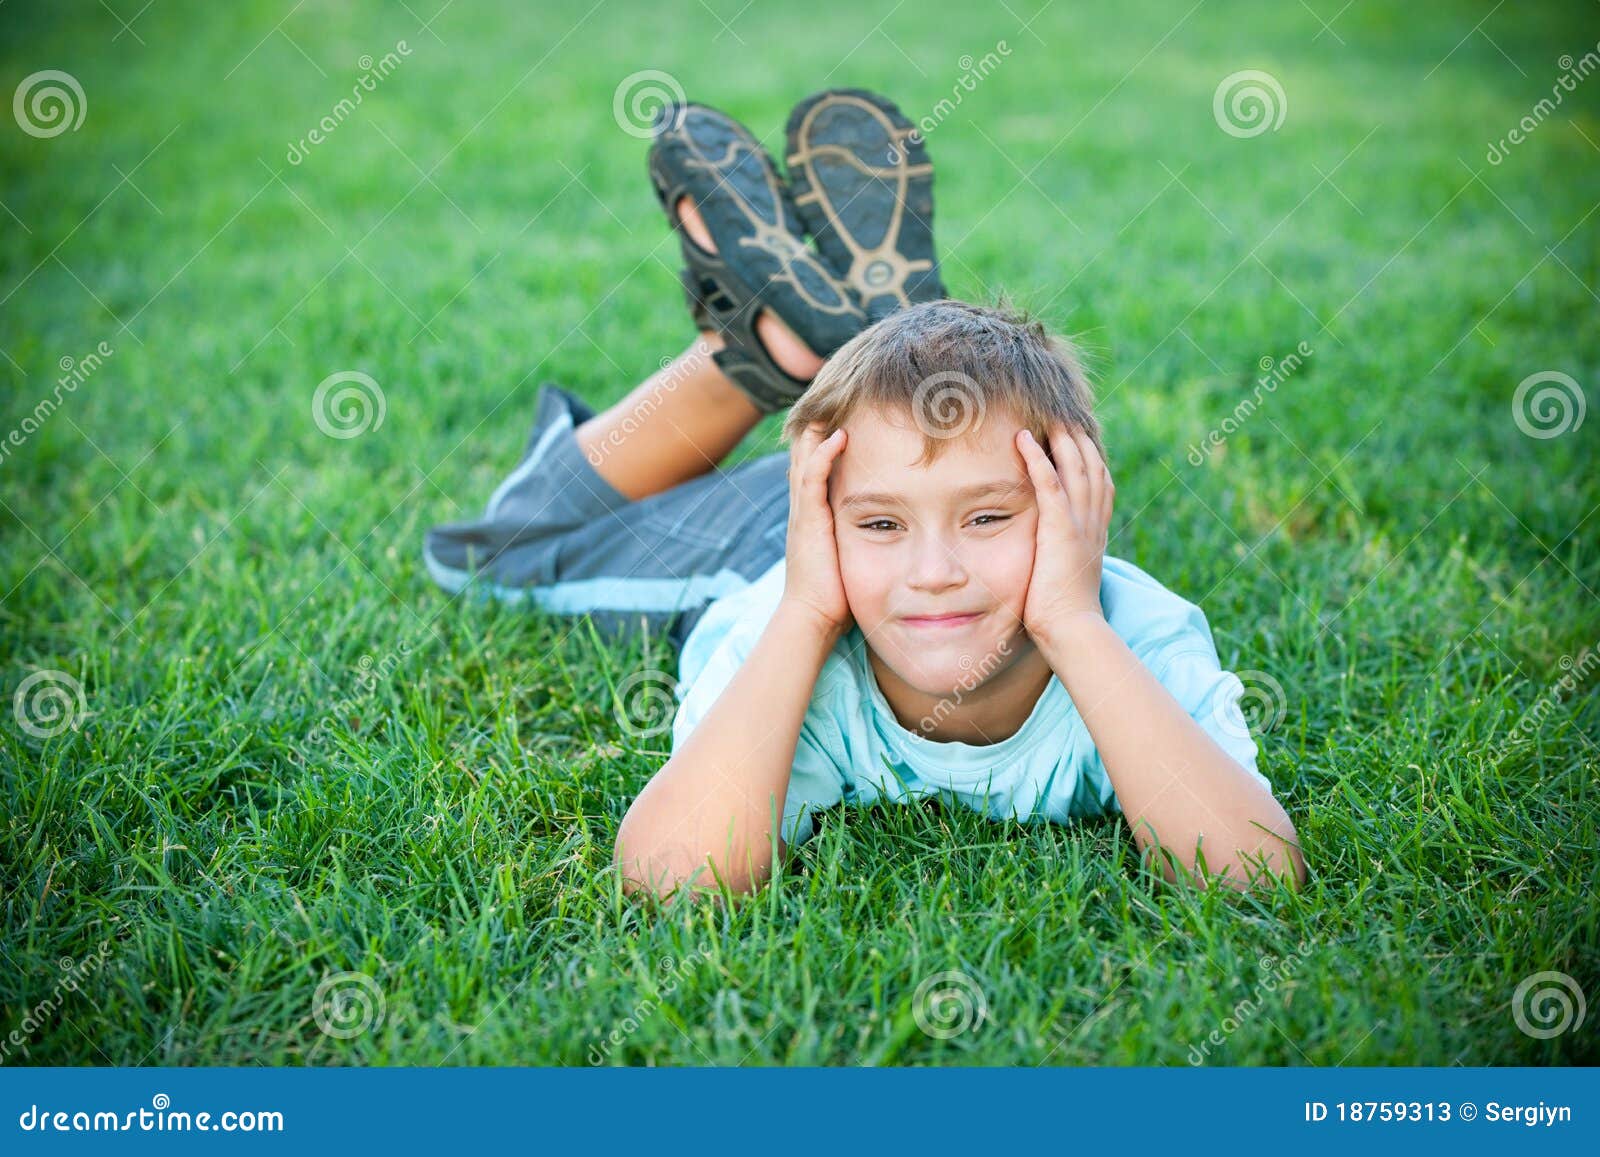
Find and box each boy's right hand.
[780,424,853,641]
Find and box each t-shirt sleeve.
[782,714,849,848]
[671,618,849,851]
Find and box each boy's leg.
[573,198,824,502]
[424,379,789,650]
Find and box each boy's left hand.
[1015,424,1114,641]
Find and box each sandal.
[784,88,948,322]
[648,100,866,414]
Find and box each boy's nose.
[904,532,966,592]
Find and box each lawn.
[2,0,1597,1066]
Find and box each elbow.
[1212,841,1309,893]
[613,828,704,903]
[613,821,768,903]
[1139,824,1308,894]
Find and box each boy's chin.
[872,627,1031,699]
[879,650,1003,700]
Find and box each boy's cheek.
[835,549,886,618]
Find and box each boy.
[424,90,1307,902]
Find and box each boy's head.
[781,299,1102,706]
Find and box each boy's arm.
[615,424,854,902]
[1015,424,1306,892]
[1035,614,1307,891]
[614,603,840,900]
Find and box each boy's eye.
[859,515,1010,532]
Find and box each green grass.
[3,0,1597,1066]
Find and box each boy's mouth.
[900,611,983,630]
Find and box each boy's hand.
[780,424,853,641]
[1015,424,1113,642]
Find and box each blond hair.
[780,298,1103,465]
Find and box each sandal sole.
[785,88,947,321]
[648,103,865,357]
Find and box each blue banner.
[1,1067,1594,1153]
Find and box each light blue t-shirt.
[670,554,1274,847]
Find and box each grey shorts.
[423,383,790,649]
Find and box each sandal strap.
[679,265,813,413]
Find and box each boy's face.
[830,402,1039,699]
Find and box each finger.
[1015,428,1066,531]
[1070,429,1105,527]
[804,428,847,512]
[1074,431,1114,531]
[789,423,824,485]
[1049,424,1090,527]
[1101,455,1115,531]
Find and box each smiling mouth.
[901,611,984,629]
